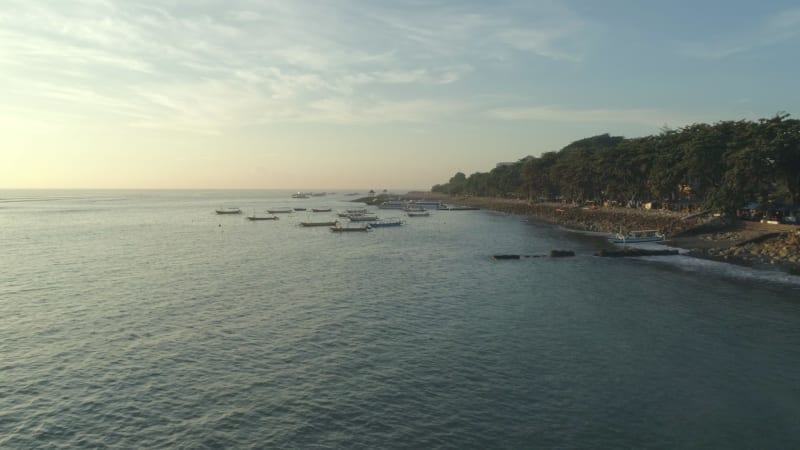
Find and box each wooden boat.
[267,207,293,214]
[294,207,307,211]
[300,220,338,227]
[407,210,430,217]
[312,208,332,212]
[349,214,379,222]
[608,229,665,244]
[330,224,370,232]
[215,207,242,214]
[338,208,368,217]
[247,214,279,221]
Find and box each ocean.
[2,190,799,449]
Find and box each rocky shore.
[400,192,800,275]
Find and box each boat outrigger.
[608,229,666,244]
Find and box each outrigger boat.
[368,218,403,228]
[300,220,338,227]
[247,214,279,221]
[330,224,370,232]
[608,229,665,244]
[406,210,430,217]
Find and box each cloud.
[0,1,593,132]
[678,7,800,59]
[487,105,712,128]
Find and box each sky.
[1,0,799,190]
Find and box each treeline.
[432,114,800,212]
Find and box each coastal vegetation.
[432,114,800,214]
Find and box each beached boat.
[247,214,279,221]
[608,229,665,244]
[312,208,332,212]
[215,207,242,214]
[300,220,338,227]
[294,207,307,211]
[368,218,403,228]
[330,224,370,232]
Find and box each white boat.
[608,229,665,244]
[291,192,310,199]
[215,207,242,214]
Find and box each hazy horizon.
[2,1,799,189]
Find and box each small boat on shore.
[216,207,242,214]
[312,208,332,212]
[294,207,307,211]
[608,229,665,244]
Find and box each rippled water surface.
[2,190,800,449]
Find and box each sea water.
[1,190,799,449]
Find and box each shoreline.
[401,192,800,276]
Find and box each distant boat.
[379,201,405,209]
[408,200,445,210]
[349,214,379,222]
[247,214,279,221]
[338,208,367,217]
[608,229,665,244]
[216,207,242,214]
[330,223,370,232]
[368,218,403,228]
[300,220,338,227]
[267,207,293,214]
[292,192,310,199]
[294,207,307,211]
[407,210,430,217]
[312,208,332,212]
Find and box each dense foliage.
[432,114,800,212]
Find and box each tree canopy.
[432,115,800,212]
